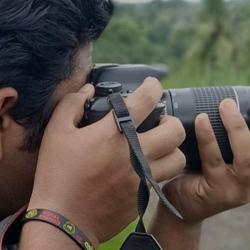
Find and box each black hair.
[0,0,114,151]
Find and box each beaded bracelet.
[22,209,94,250]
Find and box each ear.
[0,88,18,159]
[0,87,18,127]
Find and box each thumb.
[51,84,95,129]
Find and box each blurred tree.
[203,0,225,18]
[93,0,250,87]
[93,17,160,64]
[198,0,226,61]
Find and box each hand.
[28,78,186,247]
[162,99,250,223]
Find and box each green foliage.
[203,0,225,18]
[93,0,250,88]
[93,1,250,249]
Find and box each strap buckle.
[112,110,133,133]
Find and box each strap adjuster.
[112,110,133,133]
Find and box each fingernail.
[197,113,211,130]
[145,76,156,81]
[220,99,238,115]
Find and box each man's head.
[0,0,113,216]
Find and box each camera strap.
[108,93,182,250]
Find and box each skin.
[0,44,93,217]
[149,99,250,249]
[23,79,186,247]
[1,42,250,249]
[0,43,187,248]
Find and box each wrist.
[27,196,100,249]
[20,221,81,250]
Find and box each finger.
[125,77,163,127]
[51,84,95,129]
[139,116,185,160]
[150,149,186,182]
[219,99,250,169]
[195,113,224,176]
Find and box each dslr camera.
[84,64,250,170]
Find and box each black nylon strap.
[108,94,182,234]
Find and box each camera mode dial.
[95,82,122,97]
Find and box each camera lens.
[164,86,250,169]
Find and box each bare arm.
[18,79,186,249]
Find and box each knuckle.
[139,134,151,159]
[234,155,250,170]
[176,149,186,168]
[145,92,159,107]
[160,115,169,124]
[211,156,224,167]
[159,117,186,149]
[143,77,163,99]
[228,114,246,132]
[125,101,134,113]
[170,117,186,143]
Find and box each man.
[0,0,249,249]
[0,1,188,248]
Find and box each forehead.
[52,43,93,104]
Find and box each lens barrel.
[164,86,250,170]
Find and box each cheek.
[3,154,38,191]
[0,122,39,215]
[1,120,38,190]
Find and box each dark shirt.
[0,207,26,250]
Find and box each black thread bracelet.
[22,209,95,250]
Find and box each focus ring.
[193,87,236,163]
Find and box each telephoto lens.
[86,64,250,171]
[162,86,250,170]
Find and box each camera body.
[84,64,168,132]
[84,64,250,170]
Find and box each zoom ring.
[193,87,237,163]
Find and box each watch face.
[121,232,162,250]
